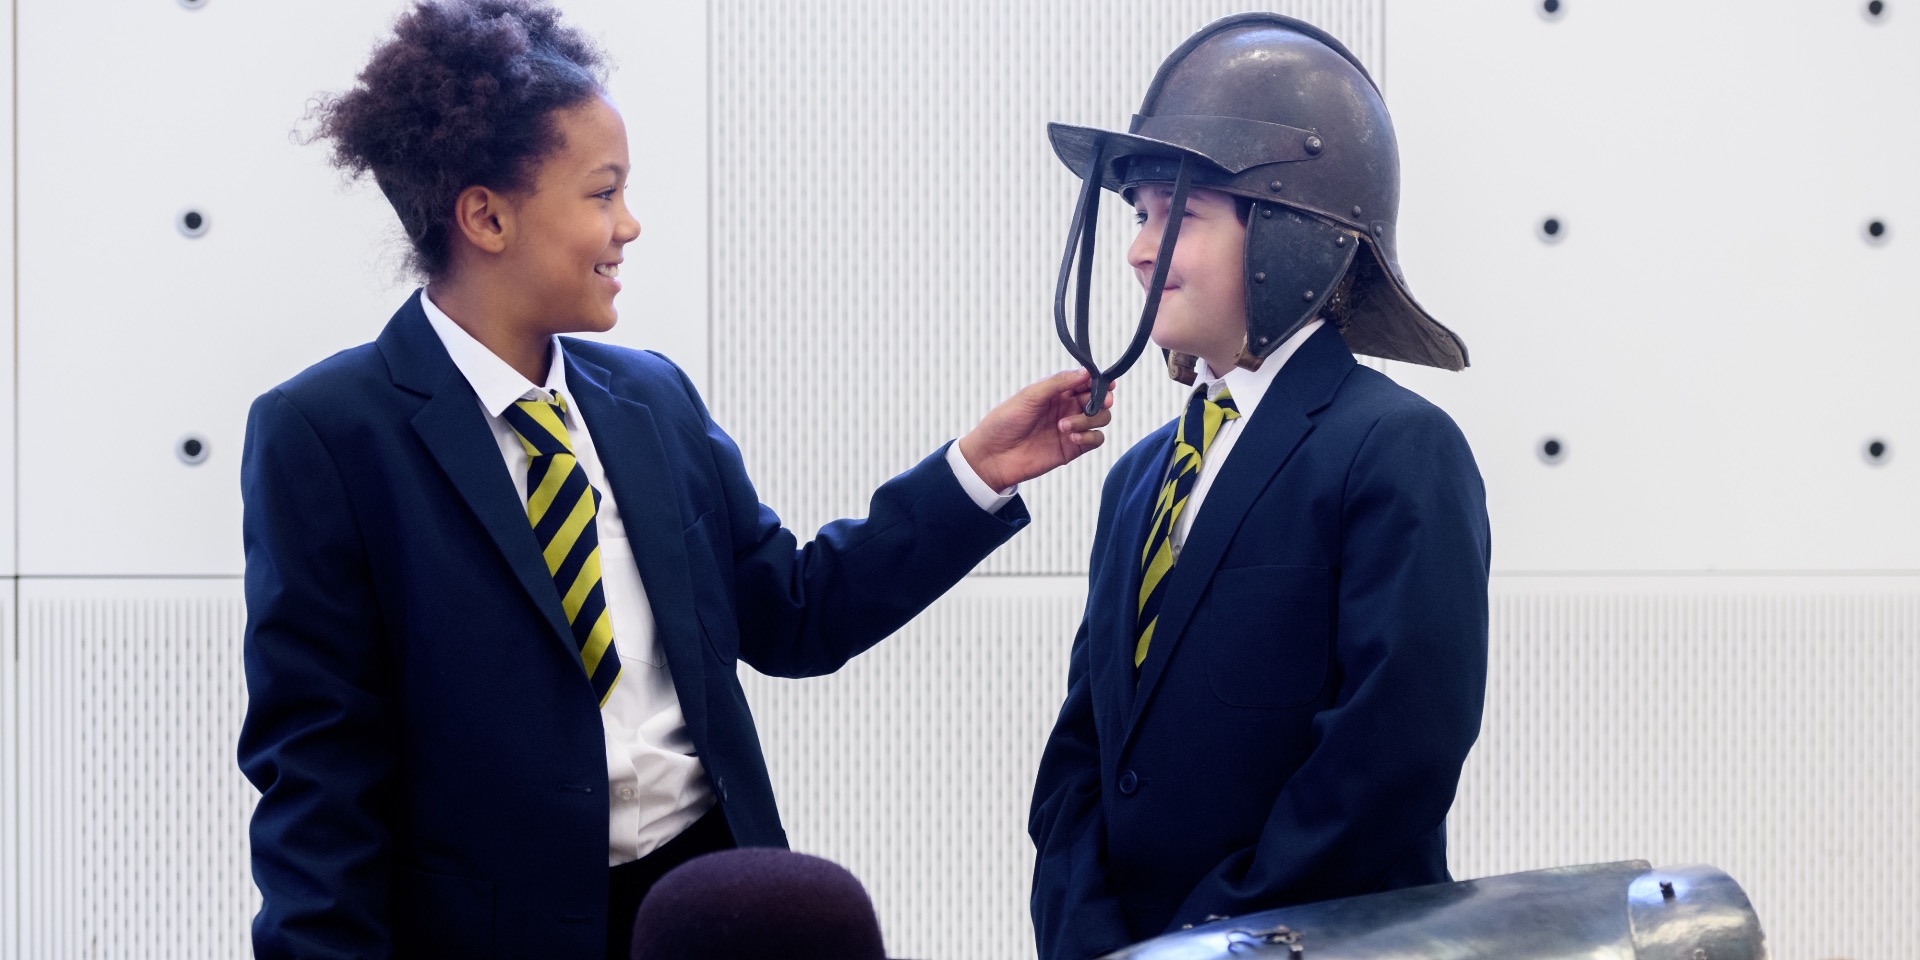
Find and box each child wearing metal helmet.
[1029,14,1491,959]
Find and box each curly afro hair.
[312,0,608,279]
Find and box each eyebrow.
[1133,184,1190,207]
[589,162,629,179]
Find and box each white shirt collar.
[1192,319,1324,420]
[418,287,572,416]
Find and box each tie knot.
[504,391,575,458]
[1202,386,1241,420]
[1177,385,1240,458]
[1187,386,1241,426]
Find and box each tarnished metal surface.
[1095,862,1768,960]
[1048,12,1471,378]
[1627,865,1767,960]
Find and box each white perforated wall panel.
[12,581,252,959]
[0,6,16,581]
[1452,576,1920,960]
[738,579,1079,959]
[711,0,1386,576]
[1,585,18,960]
[7,575,1907,958]
[15,2,409,576]
[741,575,1920,959]
[12,0,708,577]
[1385,1,1920,572]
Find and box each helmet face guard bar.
[1054,150,1194,415]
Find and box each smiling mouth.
[595,263,620,278]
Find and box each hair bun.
[311,0,606,278]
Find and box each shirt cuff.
[945,441,1017,515]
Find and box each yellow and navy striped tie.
[1135,386,1240,669]
[502,391,622,707]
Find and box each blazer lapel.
[1126,327,1357,736]
[562,352,710,740]
[381,294,581,663]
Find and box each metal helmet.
[1050,13,1467,390]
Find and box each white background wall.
[2,1,1914,958]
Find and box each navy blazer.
[238,293,1028,960]
[1028,325,1490,960]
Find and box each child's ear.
[451,185,511,255]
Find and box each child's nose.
[1127,219,1159,272]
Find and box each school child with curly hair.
[238,3,1111,957]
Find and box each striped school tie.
[1135,386,1240,669]
[502,391,622,706]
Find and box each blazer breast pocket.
[681,513,739,664]
[1198,564,1333,709]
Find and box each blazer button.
[1118,770,1139,796]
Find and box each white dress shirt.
[418,289,1010,864]
[1172,320,1324,557]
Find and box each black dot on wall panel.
[177,209,209,238]
[1865,439,1890,465]
[1867,1,1887,20]
[1538,437,1567,465]
[177,435,209,466]
[1864,219,1888,244]
[1538,217,1565,244]
[178,0,209,9]
[1541,0,1565,19]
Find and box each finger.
[1032,368,1092,399]
[1058,409,1111,432]
[1069,387,1117,412]
[1066,429,1107,451]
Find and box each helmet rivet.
[1352,205,1363,218]
[1302,290,1316,302]
[1304,136,1323,155]
[1253,272,1267,283]
[1262,207,1273,219]
[1372,224,1384,235]
[1268,180,1285,193]
[1335,235,1348,247]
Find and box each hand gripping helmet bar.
[1049,13,1470,390]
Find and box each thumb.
[1027,368,1092,401]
